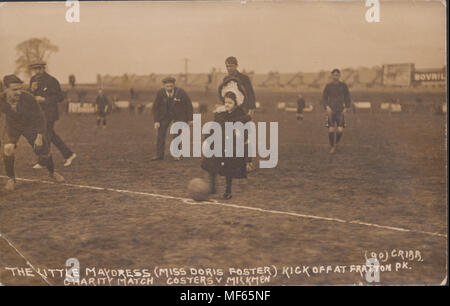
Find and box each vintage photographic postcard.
[0,0,447,290]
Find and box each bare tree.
[15,38,59,77]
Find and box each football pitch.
[0,91,447,286]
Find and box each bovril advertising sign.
[413,69,446,83]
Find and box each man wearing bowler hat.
[151,76,193,161]
[29,60,77,168]
[0,74,64,191]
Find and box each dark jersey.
[297,98,306,113]
[321,81,351,112]
[0,91,46,134]
[95,94,110,112]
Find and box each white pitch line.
[0,233,53,286]
[62,142,386,149]
[1,175,447,238]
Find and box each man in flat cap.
[151,77,193,161]
[29,60,77,168]
[0,75,64,191]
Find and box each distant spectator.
[112,95,120,113]
[129,102,135,114]
[137,103,145,115]
[433,103,444,115]
[95,88,111,128]
[296,94,306,120]
[69,74,76,88]
[415,97,425,112]
[77,90,87,102]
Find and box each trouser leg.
[209,172,216,194]
[3,152,15,178]
[328,130,335,147]
[46,120,73,159]
[2,128,18,178]
[336,114,345,144]
[156,119,171,159]
[336,130,343,144]
[23,130,54,175]
[225,176,232,194]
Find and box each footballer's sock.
[3,155,15,179]
[209,173,216,194]
[328,132,335,147]
[225,176,232,194]
[336,132,343,144]
[41,155,55,175]
[103,119,107,126]
[97,119,101,126]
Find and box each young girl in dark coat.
[201,91,252,199]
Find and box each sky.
[0,0,447,83]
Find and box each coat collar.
[163,87,178,98]
[32,71,49,81]
[163,87,178,99]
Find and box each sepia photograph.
[0,0,447,289]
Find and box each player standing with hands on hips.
[0,75,64,191]
[29,60,77,168]
[321,69,351,154]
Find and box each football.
[187,178,210,201]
